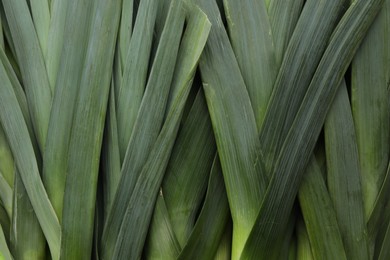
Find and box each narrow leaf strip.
[0,125,14,189]
[0,204,9,241]
[103,0,185,246]
[0,59,60,260]
[45,0,68,90]
[193,0,267,257]
[241,0,384,258]
[163,88,216,245]
[145,195,182,260]
[2,0,52,151]
[116,0,159,160]
[10,172,46,260]
[0,173,11,218]
[118,0,133,68]
[223,0,277,129]
[146,87,215,258]
[351,0,390,218]
[43,0,94,219]
[298,156,347,260]
[0,48,40,158]
[378,219,390,260]
[259,0,346,172]
[0,223,12,260]
[296,217,314,260]
[0,11,3,48]
[29,0,50,56]
[178,157,230,260]
[325,81,369,259]
[102,3,209,257]
[268,0,304,65]
[368,163,390,248]
[101,83,121,219]
[213,221,232,260]
[60,0,122,258]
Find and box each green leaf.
[325,81,369,259]
[101,82,121,219]
[102,3,210,258]
[0,223,12,260]
[213,221,232,260]
[241,0,384,258]
[59,0,122,258]
[298,156,347,260]
[2,0,52,151]
[10,172,46,260]
[178,157,230,260]
[29,0,50,56]
[146,86,215,258]
[192,0,268,257]
[145,195,181,260]
[102,0,186,252]
[259,0,347,172]
[268,0,304,65]
[296,217,314,260]
[0,203,10,246]
[223,0,277,129]
[370,163,390,258]
[0,47,40,159]
[0,125,14,190]
[43,0,94,219]
[163,89,216,246]
[118,0,133,68]
[0,54,60,260]
[0,172,12,218]
[45,0,69,90]
[116,0,159,161]
[351,0,390,218]
[378,218,390,260]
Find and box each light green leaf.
[163,88,216,246]
[299,156,347,260]
[0,55,60,260]
[325,81,369,259]
[0,173,12,218]
[10,172,46,260]
[29,0,50,56]
[0,126,14,189]
[102,3,209,257]
[241,0,384,258]
[0,223,12,260]
[351,0,390,218]
[118,0,133,68]
[192,0,268,258]
[116,0,159,161]
[296,217,314,260]
[43,0,95,219]
[2,0,52,151]
[268,0,304,65]
[223,0,277,129]
[145,195,181,260]
[101,82,121,219]
[59,0,122,258]
[259,0,347,172]
[178,157,230,260]
[45,0,69,90]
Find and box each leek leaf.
[241,0,384,258]
[59,0,122,258]
[299,156,347,260]
[0,55,60,260]
[178,157,230,260]
[2,0,52,151]
[325,81,369,259]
